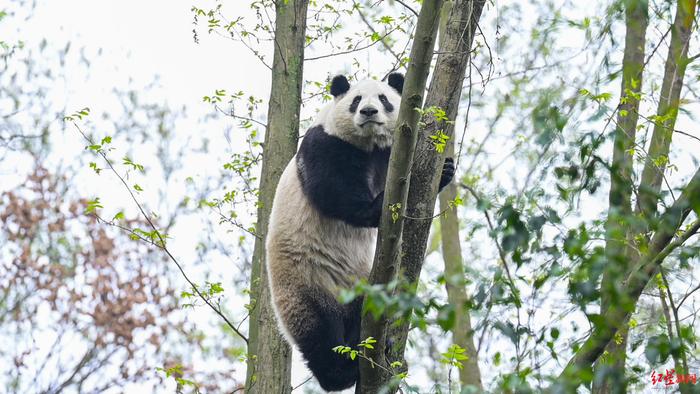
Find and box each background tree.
[245,1,309,392]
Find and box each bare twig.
[460,183,518,297]
[393,0,418,17]
[677,282,700,309]
[660,268,690,376]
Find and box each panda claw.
[439,157,455,190]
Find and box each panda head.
[323,73,404,151]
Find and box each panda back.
[266,146,377,300]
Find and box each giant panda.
[266,73,454,391]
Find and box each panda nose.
[360,107,378,117]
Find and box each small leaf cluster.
[63,107,90,121]
[440,344,469,369]
[156,365,199,392]
[180,281,225,309]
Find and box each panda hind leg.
[286,286,361,391]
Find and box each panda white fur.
[265,73,454,391]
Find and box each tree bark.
[356,1,444,392]
[554,167,700,392]
[594,0,648,391]
[637,0,697,218]
[245,1,309,392]
[595,1,696,391]
[387,0,485,386]
[439,142,483,390]
[436,6,484,389]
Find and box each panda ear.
[330,75,350,98]
[387,72,404,94]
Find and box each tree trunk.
[387,0,485,387]
[245,1,309,392]
[637,0,696,218]
[594,0,648,391]
[439,142,483,391]
[356,1,444,392]
[595,1,696,391]
[434,6,484,390]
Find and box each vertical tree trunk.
[555,3,699,387]
[356,1,444,392]
[439,142,483,391]
[555,168,700,392]
[432,4,484,390]
[595,0,648,391]
[245,1,309,392]
[596,1,696,391]
[637,0,697,218]
[387,0,485,387]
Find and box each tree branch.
[659,268,692,393]
[554,167,700,391]
[74,124,250,345]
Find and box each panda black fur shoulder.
[266,73,454,391]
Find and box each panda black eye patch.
[349,96,362,113]
[378,94,394,112]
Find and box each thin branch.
[354,2,403,64]
[210,205,262,240]
[73,122,248,345]
[675,129,700,144]
[45,344,97,394]
[677,282,700,309]
[305,26,401,61]
[291,376,313,391]
[214,104,268,128]
[660,268,690,378]
[460,183,516,289]
[393,0,418,17]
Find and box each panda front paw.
[438,157,455,191]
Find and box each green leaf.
[123,156,145,172]
[85,198,103,214]
[89,162,102,174]
[644,335,671,364]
